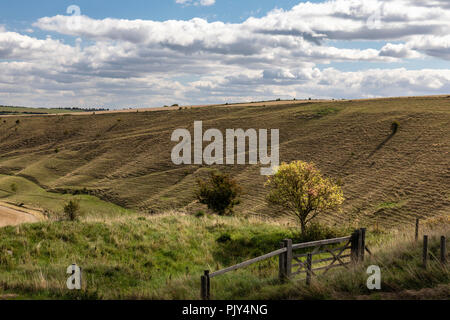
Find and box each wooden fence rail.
[201,228,368,300]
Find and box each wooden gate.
[201,228,369,300]
[279,228,368,284]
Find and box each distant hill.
[0,105,107,115]
[0,95,449,228]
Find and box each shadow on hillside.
[367,132,396,158]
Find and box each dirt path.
[0,204,40,227]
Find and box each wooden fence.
[201,228,369,300]
[422,234,447,268]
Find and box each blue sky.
[0,0,310,23]
[1,0,303,45]
[0,0,450,108]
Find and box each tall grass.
[0,211,447,299]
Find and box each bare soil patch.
[0,203,40,227]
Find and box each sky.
[1,0,450,109]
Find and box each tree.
[63,200,81,221]
[196,171,242,215]
[265,161,344,234]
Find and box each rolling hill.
[0,95,449,229]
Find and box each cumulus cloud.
[407,35,450,60]
[0,0,450,108]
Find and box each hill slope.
[0,96,449,228]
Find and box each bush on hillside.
[296,222,345,243]
[196,171,242,216]
[63,200,81,221]
[391,121,400,134]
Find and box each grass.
[0,174,134,219]
[0,211,447,300]
[315,107,339,117]
[0,212,302,299]
[247,227,449,300]
[375,201,405,210]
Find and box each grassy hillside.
[0,213,302,299]
[0,96,448,228]
[0,212,447,299]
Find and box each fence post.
[201,270,210,300]
[306,253,312,286]
[284,239,292,279]
[360,228,366,262]
[441,236,447,264]
[423,235,428,269]
[415,218,419,242]
[351,229,360,263]
[279,241,287,281]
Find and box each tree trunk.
[300,219,307,235]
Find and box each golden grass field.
[0,95,449,228]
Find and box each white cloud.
[1,0,450,108]
[379,43,421,58]
[407,35,450,60]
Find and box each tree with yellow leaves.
[265,161,344,234]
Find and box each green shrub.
[195,210,205,218]
[196,171,242,215]
[297,222,344,243]
[216,233,232,243]
[63,200,81,221]
[391,121,400,134]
